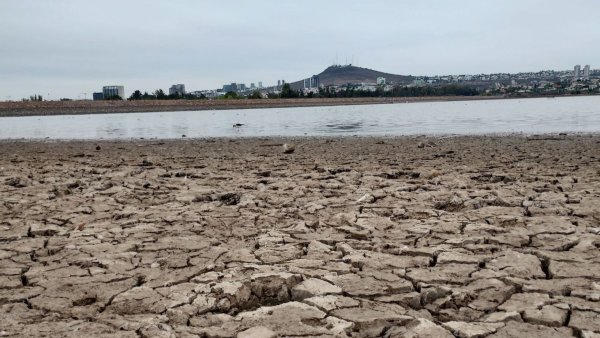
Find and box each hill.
[290,65,414,89]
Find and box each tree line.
[273,83,481,99]
[124,83,481,101]
[127,89,205,100]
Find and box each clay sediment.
[0,136,599,337]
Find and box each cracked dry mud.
[1,136,599,338]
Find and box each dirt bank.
[1,136,599,337]
[0,96,507,117]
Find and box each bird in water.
[233,123,244,128]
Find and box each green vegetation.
[23,94,43,102]
[120,81,597,103]
[280,83,301,98]
[248,90,263,99]
[104,95,123,100]
[222,91,239,99]
[128,90,143,100]
[154,89,167,100]
[127,89,207,101]
[316,84,480,98]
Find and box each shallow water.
[1,96,599,139]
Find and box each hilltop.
[290,65,414,88]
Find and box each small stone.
[323,316,353,335]
[212,281,252,310]
[5,177,27,188]
[283,143,295,154]
[357,193,376,204]
[219,192,241,205]
[421,285,452,305]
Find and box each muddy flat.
[1,136,599,337]
[0,96,521,117]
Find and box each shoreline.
[1,94,597,118]
[1,136,599,336]
[0,132,596,144]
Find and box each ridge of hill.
[290,65,414,89]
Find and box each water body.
[1,96,599,140]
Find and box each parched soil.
[0,136,599,337]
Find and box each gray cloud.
[1,0,599,99]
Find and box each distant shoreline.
[0,94,598,118]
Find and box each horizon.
[1,63,594,101]
[1,0,599,99]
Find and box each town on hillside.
[35,64,600,102]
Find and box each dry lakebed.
[0,136,599,337]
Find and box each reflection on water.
[1,96,600,140]
[324,121,364,132]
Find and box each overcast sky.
[1,0,599,100]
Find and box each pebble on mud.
[283,143,295,154]
[357,193,376,204]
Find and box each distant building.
[223,83,238,92]
[303,75,320,89]
[574,65,581,80]
[277,80,281,87]
[377,77,386,85]
[583,65,591,80]
[102,86,124,99]
[169,84,186,96]
[311,75,319,88]
[250,83,256,89]
[92,92,104,101]
[222,83,248,92]
[258,81,263,89]
[189,90,218,99]
[411,79,426,87]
